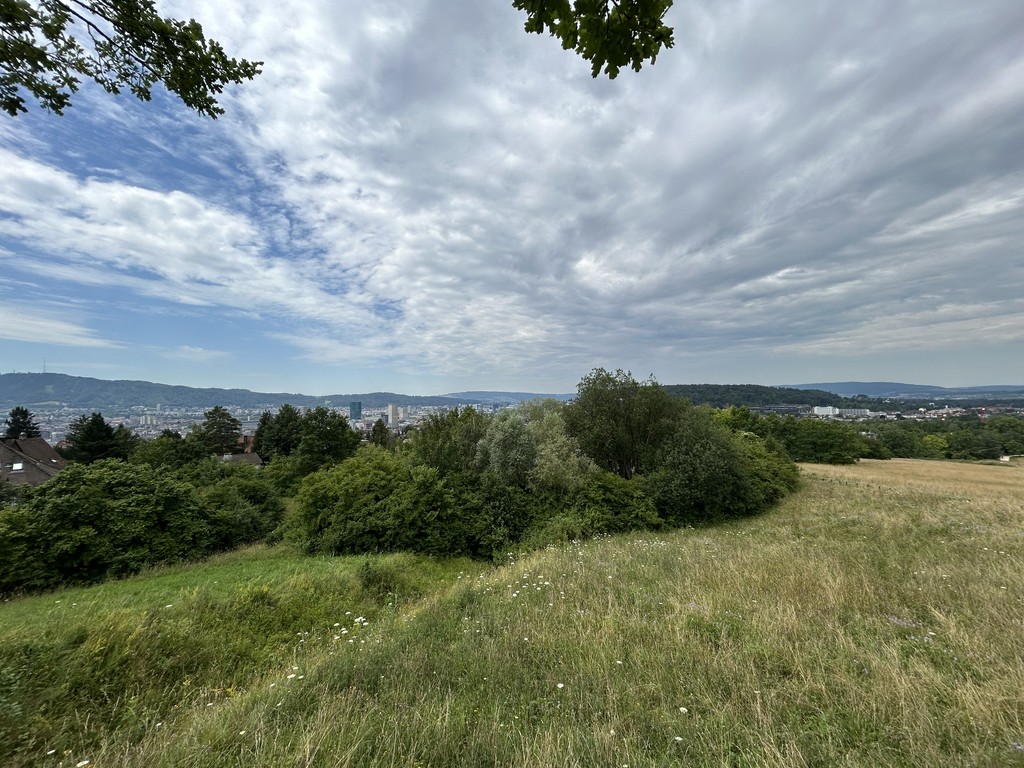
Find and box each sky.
[1,0,1023,396]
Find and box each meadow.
[1,459,1022,767]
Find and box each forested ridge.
[0,373,476,410]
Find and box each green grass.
[2,460,1023,766]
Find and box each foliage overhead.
[0,0,262,117]
[513,0,674,78]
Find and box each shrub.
[296,446,471,557]
[733,433,800,511]
[0,461,215,593]
[524,470,662,547]
[169,458,285,548]
[644,408,757,526]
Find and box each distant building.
[813,406,872,418]
[387,403,399,426]
[0,437,66,487]
[751,404,812,416]
[350,401,362,421]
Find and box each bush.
[645,408,758,526]
[733,433,800,511]
[172,458,285,546]
[203,474,285,549]
[296,446,472,557]
[0,461,216,593]
[524,470,662,547]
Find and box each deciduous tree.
[252,404,304,460]
[368,417,396,450]
[408,407,490,478]
[563,368,679,479]
[514,0,674,78]
[1,0,261,117]
[294,406,361,476]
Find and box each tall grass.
[3,459,1023,766]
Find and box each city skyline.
[2,0,1022,396]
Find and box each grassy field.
[2,459,1022,767]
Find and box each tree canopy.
[563,368,679,479]
[3,406,40,439]
[513,0,674,78]
[1,0,676,119]
[192,405,242,455]
[0,0,262,117]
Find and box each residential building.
[0,437,66,487]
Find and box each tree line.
[715,407,1024,463]
[2,369,806,594]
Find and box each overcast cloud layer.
[1,0,1022,395]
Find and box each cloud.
[166,346,231,362]
[0,302,117,348]
[1,0,1023,390]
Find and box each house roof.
[221,452,264,466]
[0,437,67,484]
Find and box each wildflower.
[239,730,246,735]
[287,674,296,679]
[679,707,688,714]
[674,736,683,742]
[556,683,565,689]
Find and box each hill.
[795,380,1024,400]
[663,383,842,407]
[443,390,575,404]
[0,373,477,410]
[2,459,1021,766]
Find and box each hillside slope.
[2,460,1022,766]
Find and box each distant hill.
[794,381,1024,400]
[0,373,477,410]
[6,373,1021,413]
[663,384,843,408]
[443,391,575,405]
